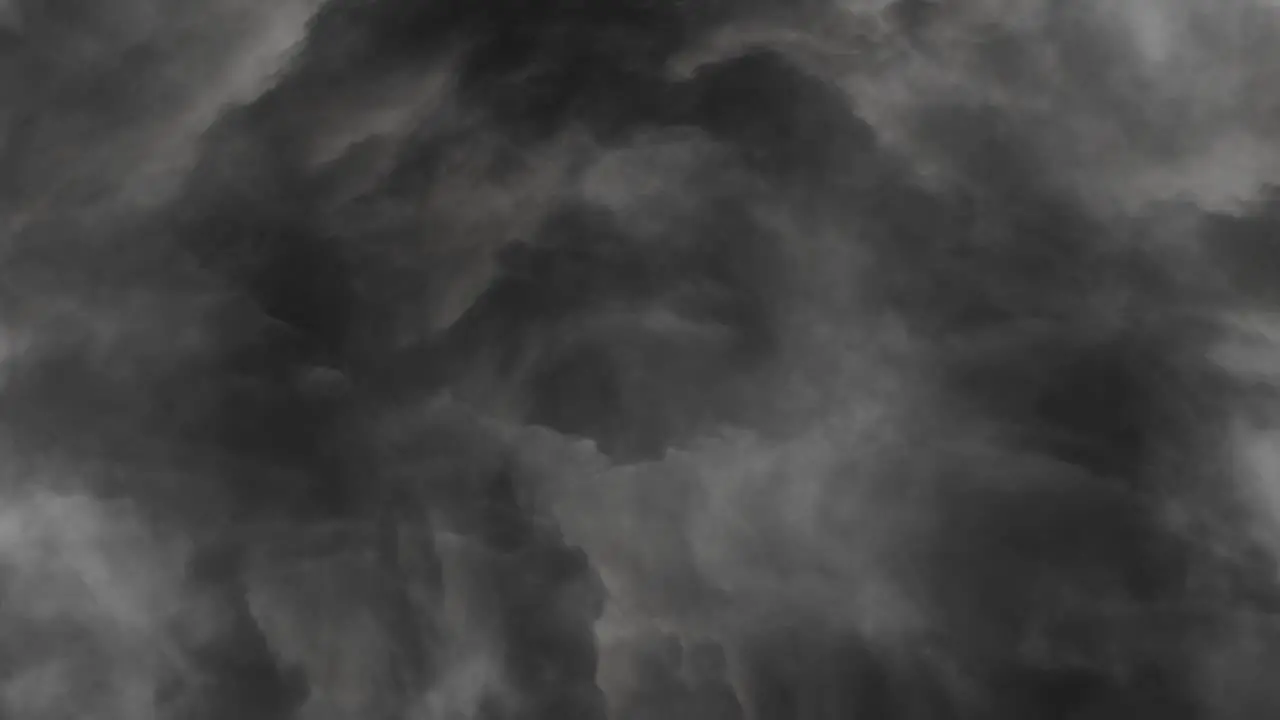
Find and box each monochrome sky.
[4,1,1280,718]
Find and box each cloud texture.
[5,1,1280,718]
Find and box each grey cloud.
[7,1,1280,719]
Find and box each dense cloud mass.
[5,0,1280,718]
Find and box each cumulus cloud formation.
[4,0,1280,718]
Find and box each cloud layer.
[5,1,1280,718]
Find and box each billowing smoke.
[4,0,1280,718]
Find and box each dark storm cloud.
[5,0,1280,718]
[0,1,320,716]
